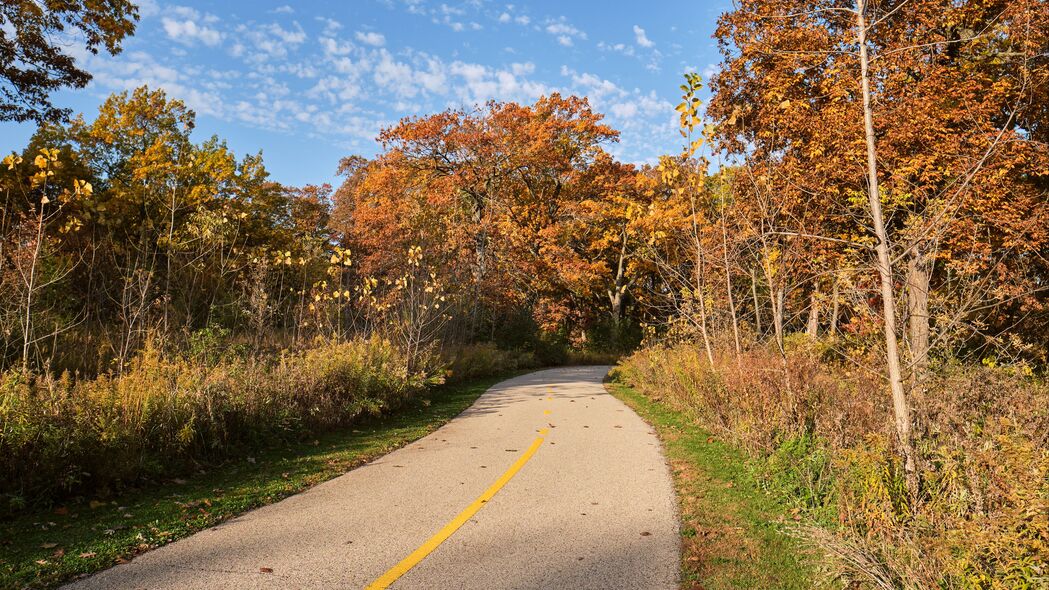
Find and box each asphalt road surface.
[66,366,679,590]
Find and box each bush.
[615,343,1049,589]
[442,342,538,383]
[0,337,432,510]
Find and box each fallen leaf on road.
[640,531,652,536]
[260,567,274,573]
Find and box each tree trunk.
[806,283,820,338]
[751,266,762,336]
[907,246,931,379]
[21,205,45,371]
[830,276,840,336]
[856,0,917,493]
[695,244,716,369]
[609,228,631,326]
[771,286,785,353]
[722,211,742,357]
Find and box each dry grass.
[617,341,1049,589]
[1,337,542,512]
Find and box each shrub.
[442,342,538,383]
[615,343,1049,589]
[0,337,431,509]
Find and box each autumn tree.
[333,94,634,347]
[708,0,1049,490]
[1,0,139,122]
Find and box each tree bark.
[695,242,716,369]
[856,0,917,493]
[751,266,762,336]
[830,275,840,336]
[771,286,785,353]
[806,283,820,338]
[907,246,931,378]
[722,210,742,357]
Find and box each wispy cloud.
[633,25,654,48]
[355,31,386,47]
[545,18,587,47]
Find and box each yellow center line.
[364,435,547,590]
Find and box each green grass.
[606,377,819,590]
[0,373,520,590]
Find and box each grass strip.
[606,377,819,590]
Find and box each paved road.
[66,366,679,590]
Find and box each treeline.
[1,88,339,372]
[0,89,653,376]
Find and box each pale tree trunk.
[21,205,45,371]
[907,246,931,379]
[608,228,632,326]
[689,195,715,369]
[830,276,840,336]
[695,241,716,369]
[751,266,762,336]
[771,286,785,353]
[856,0,917,492]
[721,211,742,357]
[164,184,177,334]
[806,283,820,337]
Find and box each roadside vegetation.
[0,366,530,590]
[617,344,1048,588]
[607,378,819,590]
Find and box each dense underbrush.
[0,338,533,511]
[615,341,1049,589]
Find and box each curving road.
[66,366,679,590]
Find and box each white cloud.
[611,102,638,119]
[633,25,654,48]
[233,21,307,62]
[355,31,386,47]
[272,5,294,14]
[57,0,686,174]
[373,50,415,97]
[320,37,353,57]
[598,41,635,57]
[545,18,586,46]
[161,15,223,47]
[317,17,342,34]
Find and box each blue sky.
[1,0,731,187]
